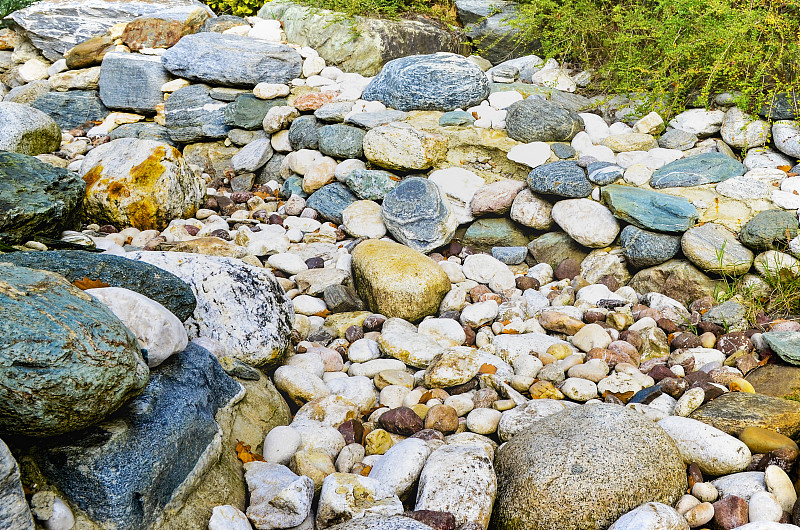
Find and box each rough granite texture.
[30,90,110,130]
[99,52,171,114]
[165,84,231,143]
[0,438,34,529]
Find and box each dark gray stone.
[223,94,287,130]
[99,52,171,114]
[381,177,456,253]
[739,209,799,251]
[0,250,196,321]
[318,124,366,159]
[619,225,682,269]
[258,152,286,186]
[109,122,176,146]
[200,14,247,33]
[344,110,409,130]
[0,438,34,530]
[362,53,490,112]
[25,344,241,530]
[602,184,698,233]
[505,98,584,143]
[456,0,538,65]
[0,263,149,437]
[586,161,623,185]
[0,151,84,243]
[323,284,365,313]
[492,246,528,265]
[658,128,698,151]
[345,168,398,200]
[439,110,475,127]
[650,152,746,189]
[550,142,575,159]
[759,91,799,121]
[527,161,592,198]
[306,182,358,224]
[165,84,231,143]
[161,32,302,87]
[288,115,321,150]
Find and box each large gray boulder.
[7,0,213,61]
[258,1,466,77]
[165,84,231,143]
[0,102,61,156]
[0,263,149,437]
[362,53,490,112]
[0,439,34,530]
[505,98,584,143]
[492,404,687,530]
[456,0,539,65]
[161,32,302,87]
[30,90,110,130]
[99,53,171,114]
[0,151,85,243]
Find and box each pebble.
[658,416,751,475]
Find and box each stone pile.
[1,0,800,529]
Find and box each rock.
[528,161,592,198]
[762,332,800,367]
[342,200,386,239]
[121,15,195,51]
[688,392,800,438]
[713,495,748,530]
[607,502,689,530]
[258,2,464,77]
[306,182,358,225]
[126,251,293,367]
[363,123,448,171]
[505,98,584,143]
[208,506,252,530]
[415,444,496,528]
[368,438,430,499]
[352,239,451,322]
[362,53,488,111]
[657,416,751,475]
[739,427,799,454]
[0,152,84,243]
[161,32,302,86]
[668,109,725,138]
[429,167,485,224]
[0,263,148,436]
[759,91,799,121]
[551,198,620,248]
[7,0,211,60]
[712,472,767,502]
[327,515,434,530]
[80,138,204,231]
[527,231,588,269]
[165,84,231,143]
[747,365,800,399]
[381,177,457,253]
[650,153,745,188]
[345,110,409,129]
[346,169,398,201]
[587,162,624,185]
[21,344,241,530]
[30,90,109,130]
[224,94,287,130]
[0,101,61,156]
[681,223,754,275]
[424,347,482,387]
[112,122,175,145]
[462,218,529,252]
[456,0,537,64]
[739,210,798,252]
[506,141,551,169]
[619,225,682,268]
[378,331,444,369]
[721,108,771,149]
[602,184,698,233]
[231,138,273,174]
[317,473,403,528]
[600,133,658,152]
[244,462,314,530]
[289,115,322,151]
[509,189,553,229]
[0,438,34,529]
[98,53,169,114]
[318,124,366,159]
[658,129,698,150]
[772,120,800,158]
[493,404,686,530]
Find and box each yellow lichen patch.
[126,198,160,231]
[82,164,104,190]
[129,146,167,190]
[106,181,130,199]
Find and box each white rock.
[765,465,797,513]
[263,425,302,465]
[749,491,783,522]
[334,158,366,182]
[286,352,326,378]
[415,444,497,528]
[551,198,619,248]
[507,142,551,168]
[348,358,406,378]
[428,167,485,225]
[607,502,689,530]
[657,416,751,475]
[269,253,309,276]
[579,113,610,144]
[335,443,365,473]
[316,473,402,529]
[418,318,467,347]
[771,190,800,210]
[673,386,705,417]
[492,332,574,365]
[734,524,800,530]
[291,419,346,461]
[342,200,386,239]
[578,144,616,163]
[488,90,524,110]
[530,68,576,92]
[302,56,326,78]
[326,375,378,412]
[773,120,800,158]
[263,106,300,134]
[744,148,794,171]
[571,323,612,352]
[721,107,770,149]
[462,254,515,293]
[609,122,633,134]
[633,112,665,135]
[466,408,502,435]
[510,188,553,229]
[254,83,291,100]
[445,394,475,416]
[275,365,330,405]
[561,377,598,401]
[347,338,381,363]
[86,286,187,367]
[512,354,543,378]
[669,109,726,137]
[460,300,499,328]
[209,505,253,530]
[244,462,314,529]
[271,130,292,152]
[369,438,431,498]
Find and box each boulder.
[30,90,110,130]
[493,404,686,530]
[657,416,751,475]
[0,250,196,321]
[739,210,799,252]
[257,2,465,77]
[602,184,698,233]
[363,122,448,171]
[98,52,170,114]
[0,101,61,156]
[463,217,529,252]
[121,14,207,51]
[362,53,489,111]
[0,263,149,437]
[505,98,584,143]
[165,84,231,143]
[381,177,458,253]
[681,223,754,276]
[0,438,34,529]
[22,344,242,530]
[628,260,717,306]
[527,161,592,198]
[80,138,205,231]
[456,0,538,65]
[0,152,85,243]
[619,225,682,269]
[161,32,302,87]
[352,239,451,322]
[650,153,746,188]
[6,0,213,60]
[688,391,800,438]
[126,251,294,367]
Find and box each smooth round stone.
[551,142,575,159]
[379,385,410,409]
[374,370,414,390]
[528,161,592,198]
[716,176,771,199]
[463,218,529,253]
[368,437,431,499]
[460,301,500,329]
[740,210,799,251]
[587,162,624,185]
[263,425,302,465]
[209,505,253,530]
[658,129,698,150]
[561,378,598,401]
[712,472,767,502]
[439,110,475,127]
[306,182,358,225]
[692,483,719,503]
[657,416,751,475]
[462,254,516,293]
[748,491,783,522]
[470,179,526,217]
[567,359,609,383]
[668,109,725,137]
[571,323,612,352]
[269,253,309,275]
[681,223,754,275]
[551,198,619,248]
[744,148,794,171]
[424,346,482,388]
[673,387,705,417]
[292,295,327,317]
[600,132,658,152]
[507,141,551,168]
[381,177,457,254]
[466,408,502,435]
[619,225,682,268]
[496,399,578,442]
[773,120,800,158]
[764,465,796,512]
[721,108,771,149]
[445,394,474,416]
[363,122,448,172]
[326,376,378,412]
[684,502,714,527]
[505,98,584,143]
[286,353,326,379]
[342,200,386,239]
[317,124,366,159]
[754,251,800,277]
[418,318,467,347]
[607,502,689,530]
[492,246,528,265]
[650,152,745,188]
[274,365,330,405]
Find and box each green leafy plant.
[0,0,37,25]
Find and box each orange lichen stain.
[129,146,167,190]
[127,198,159,231]
[82,165,104,190]
[478,363,497,374]
[107,181,130,199]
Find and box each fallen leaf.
[778,165,792,172]
[359,465,372,476]
[73,277,110,290]
[478,363,497,374]
[235,440,265,464]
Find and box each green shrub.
[510,0,800,116]
[0,0,37,25]
[204,0,264,17]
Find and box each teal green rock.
[763,332,800,366]
[0,151,85,244]
[463,217,529,252]
[439,110,475,127]
[602,184,698,233]
[739,209,799,251]
[223,94,287,130]
[0,263,149,437]
[650,152,745,188]
[280,175,307,199]
[346,168,398,201]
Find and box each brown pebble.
[230,191,253,203]
[554,258,580,280]
[598,274,619,292]
[344,325,364,343]
[472,388,499,409]
[698,382,725,402]
[209,228,230,240]
[363,314,386,332]
[690,296,714,314]
[712,495,748,530]
[446,377,479,395]
[756,448,797,474]
[660,377,689,398]
[99,224,118,233]
[687,462,704,489]
[251,209,270,223]
[462,325,476,346]
[338,419,364,445]
[429,252,445,262]
[469,285,491,302]
[410,428,445,442]
[378,407,424,436]
[584,311,607,324]
[619,330,643,352]
[657,318,681,334]
[685,370,711,385]
[443,241,463,258]
[268,213,284,225]
[735,353,760,375]
[698,320,725,336]
[305,257,324,269]
[671,332,702,349]
[478,292,504,304]
[405,510,456,530]
[424,404,459,434]
[716,332,754,357]
[648,364,677,382]
[515,276,539,291]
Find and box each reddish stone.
[469,285,491,302]
[712,495,748,530]
[293,92,336,111]
[660,377,689,398]
[406,510,456,530]
[515,276,539,291]
[424,404,459,434]
[648,364,676,382]
[619,329,643,352]
[472,388,499,409]
[598,274,620,292]
[687,462,704,489]
[363,314,386,331]
[410,428,445,442]
[671,332,702,349]
[584,310,607,324]
[338,419,364,445]
[717,332,754,357]
[469,180,526,217]
[345,325,364,343]
[554,258,580,280]
[378,406,423,436]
